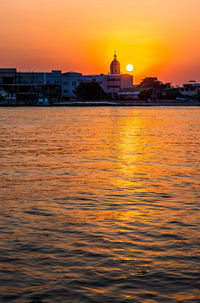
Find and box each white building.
[180,83,200,97]
[61,53,133,98]
[81,53,133,96]
[62,72,82,98]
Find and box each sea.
[0,106,199,303]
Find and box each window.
[72,81,76,86]
[108,85,120,88]
[108,78,120,81]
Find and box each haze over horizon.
[1,0,200,85]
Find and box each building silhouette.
[0,53,134,101]
[110,52,120,74]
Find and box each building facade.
[180,83,200,97]
[0,53,134,101]
[0,68,17,84]
[80,53,133,97]
[62,72,82,98]
[0,69,62,104]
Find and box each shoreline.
[0,100,200,107]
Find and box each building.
[62,72,82,98]
[180,82,200,97]
[60,53,133,99]
[0,68,17,84]
[80,53,133,98]
[110,52,120,74]
[0,69,62,104]
[15,70,62,85]
[0,53,134,101]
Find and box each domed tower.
[110,52,120,74]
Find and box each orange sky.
[0,0,200,84]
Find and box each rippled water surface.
[0,106,200,302]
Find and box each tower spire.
[110,52,120,74]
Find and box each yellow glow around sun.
[126,64,134,72]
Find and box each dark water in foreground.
[0,107,199,303]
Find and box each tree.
[75,81,107,101]
[138,89,152,101]
[164,88,182,100]
[139,77,171,89]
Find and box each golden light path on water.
[0,107,199,302]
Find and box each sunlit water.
[0,106,199,303]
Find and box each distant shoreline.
[0,100,200,107]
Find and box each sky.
[0,0,200,84]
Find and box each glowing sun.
[126,64,134,72]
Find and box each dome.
[110,52,120,74]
